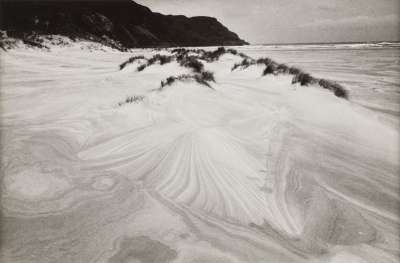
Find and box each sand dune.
[1,46,399,263]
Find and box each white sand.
[1,44,399,263]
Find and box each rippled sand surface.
[1,46,399,263]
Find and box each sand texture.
[1,45,399,263]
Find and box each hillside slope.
[0,0,248,49]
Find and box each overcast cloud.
[135,0,400,44]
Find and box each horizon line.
[251,40,400,46]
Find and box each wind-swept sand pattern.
[1,46,399,263]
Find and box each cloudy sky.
[135,0,400,44]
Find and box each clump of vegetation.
[118,95,145,106]
[160,74,192,89]
[23,39,49,49]
[318,79,348,98]
[200,47,227,62]
[160,76,177,88]
[262,64,277,75]
[199,71,215,82]
[232,58,256,71]
[171,47,249,64]
[276,64,290,74]
[292,72,315,86]
[194,71,215,88]
[137,64,147,72]
[177,55,204,73]
[160,71,215,90]
[172,48,205,59]
[172,48,193,55]
[225,48,249,59]
[117,47,349,100]
[119,55,146,70]
[171,48,187,54]
[147,54,173,65]
[231,57,278,73]
[238,52,250,59]
[289,67,302,75]
[227,48,238,55]
[256,57,274,66]
[162,48,218,88]
[136,54,174,72]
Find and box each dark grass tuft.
[276,64,290,74]
[238,53,249,59]
[171,48,186,54]
[292,72,315,86]
[227,48,238,55]
[262,64,276,76]
[160,76,178,88]
[227,48,249,58]
[194,75,211,88]
[147,54,173,65]
[232,57,277,73]
[171,47,250,63]
[119,55,146,70]
[289,67,302,75]
[22,38,50,49]
[137,64,147,72]
[318,79,348,98]
[136,54,174,72]
[256,57,274,66]
[200,47,227,62]
[225,48,250,59]
[177,55,204,73]
[160,74,192,89]
[118,95,145,106]
[232,58,255,71]
[200,71,215,82]
[160,71,215,90]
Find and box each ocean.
[237,42,400,122]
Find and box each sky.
[135,0,400,44]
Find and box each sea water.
[237,43,400,120]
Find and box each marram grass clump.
[177,55,204,73]
[160,71,215,90]
[232,58,256,71]
[118,95,145,106]
[119,55,146,70]
[262,64,277,76]
[318,79,348,98]
[117,47,349,99]
[230,55,348,99]
[292,72,316,86]
[137,54,174,71]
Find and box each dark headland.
[0,0,248,49]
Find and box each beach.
[1,42,399,263]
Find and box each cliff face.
[0,0,248,48]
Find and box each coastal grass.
[118,47,349,99]
[262,64,276,76]
[119,55,146,70]
[137,54,174,71]
[160,71,215,90]
[177,55,204,73]
[232,58,255,71]
[318,79,348,98]
[118,95,145,106]
[231,56,348,98]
